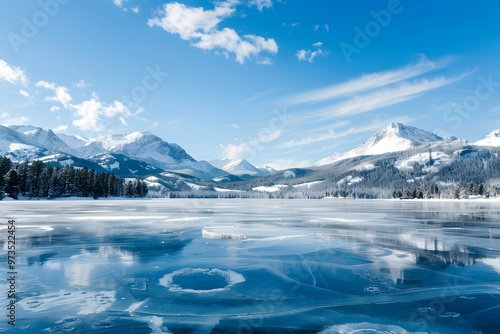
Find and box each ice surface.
[159,268,245,293]
[1,199,500,333]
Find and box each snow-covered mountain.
[259,165,277,174]
[9,125,77,156]
[317,123,444,166]
[2,125,227,180]
[210,158,269,177]
[474,129,500,147]
[87,131,225,179]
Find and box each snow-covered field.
[1,199,499,333]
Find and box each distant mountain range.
[2,122,500,198]
[0,124,273,181]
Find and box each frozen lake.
[1,199,500,333]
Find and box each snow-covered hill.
[210,158,269,177]
[317,123,444,166]
[474,129,500,147]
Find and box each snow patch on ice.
[18,290,115,315]
[319,322,426,333]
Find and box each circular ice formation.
[159,268,245,293]
[320,322,426,334]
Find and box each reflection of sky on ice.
[1,199,500,333]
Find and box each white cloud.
[264,158,311,170]
[257,57,273,65]
[283,22,300,27]
[228,123,240,129]
[53,125,68,133]
[259,129,281,142]
[112,0,139,13]
[248,0,273,11]
[50,106,60,112]
[71,93,131,131]
[296,42,326,63]
[0,59,28,85]
[221,125,281,159]
[19,89,30,98]
[73,80,87,88]
[324,24,330,32]
[288,56,453,105]
[221,142,251,159]
[282,129,337,148]
[148,2,278,64]
[118,116,128,125]
[0,112,29,126]
[36,80,72,108]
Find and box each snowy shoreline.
[2,196,500,202]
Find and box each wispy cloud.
[147,2,278,64]
[0,111,29,126]
[274,56,464,150]
[112,0,139,13]
[296,42,327,63]
[247,0,273,11]
[73,80,88,88]
[53,125,68,133]
[0,59,28,85]
[264,158,311,170]
[282,117,417,149]
[240,88,275,104]
[305,74,468,122]
[221,127,282,159]
[19,89,30,98]
[283,22,300,27]
[221,142,250,160]
[287,56,453,106]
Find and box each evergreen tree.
[16,160,28,196]
[4,169,20,199]
[124,180,134,197]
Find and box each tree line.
[0,156,148,200]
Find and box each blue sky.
[1,0,499,169]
